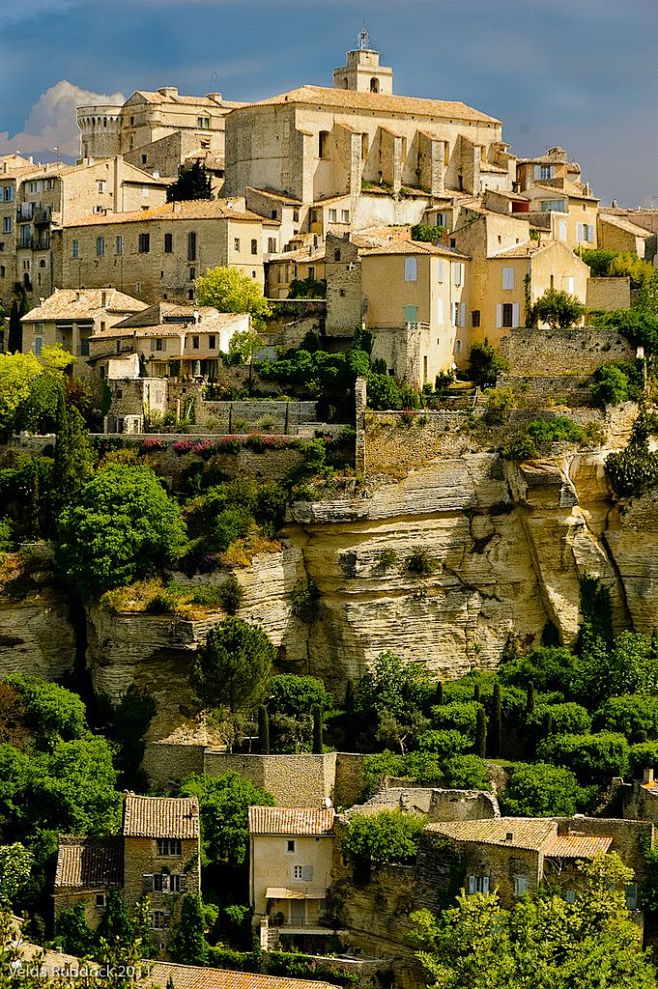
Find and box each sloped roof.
[360,239,469,260]
[248,807,335,836]
[142,963,336,989]
[66,199,264,227]
[426,818,557,851]
[599,213,654,238]
[247,187,303,206]
[115,303,219,329]
[21,288,147,322]
[543,834,613,858]
[248,85,500,124]
[489,241,546,259]
[54,836,123,889]
[123,795,199,839]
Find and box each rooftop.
[543,834,613,859]
[426,818,557,851]
[360,239,469,260]
[122,794,199,839]
[54,836,123,889]
[21,288,147,322]
[248,807,335,837]
[599,213,655,238]
[248,85,500,125]
[142,962,336,989]
[64,198,265,228]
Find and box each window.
[287,840,296,853]
[95,894,106,908]
[164,233,173,253]
[328,209,337,223]
[251,238,258,255]
[403,304,418,323]
[208,335,216,349]
[268,238,277,253]
[467,875,490,894]
[564,276,575,294]
[0,266,4,278]
[497,302,517,328]
[112,235,122,255]
[540,199,566,213]
[3,187,14,202]
[404,257,417,282]
[234,238,240,251]
[71,239,79,258]
[334,248,341,262]
[513,876,528,897]
[625,883,638,911]
[97,180,106,193]
[116,340,122,355]
[156,838,181,856]
[96,236,105,257]
[138,233,150,253]
[141,154,148,165]
[559,220,567,241]
[502,266,514,290]
[150,911,170,930]
[369,77,380,93]
[565,889,576,904]
[435,211,448,228]
[455,339,462,354]
[319,131,330,159]
[196,117,210,129]
[80,337,90,357]
[135,282,142,294]
[453,262,463,286]
[3,217,12,233]
[341,209,350,223]
[152,338,165,353]
[453,302,466,327]
[471,310,481,328]
[537,164,554,180]
[292,864,313,881]
[578,223,594,243]
[192,335,200,349]
[188,231,197,261]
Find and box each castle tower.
[332,30,394,95]
[76,104,123,158]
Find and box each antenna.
[208,69,219,91]
[358,24,370,50]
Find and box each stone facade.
[586,276,631,311]
[499,326,636,375]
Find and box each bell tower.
[332,30,394,95]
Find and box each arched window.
[369,77,380,93]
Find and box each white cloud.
[0,81,125,158]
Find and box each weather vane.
[358,24,370,50]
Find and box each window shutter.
[143,874,154,892]
[496,304,503,329]
[404,257,417,281]
[161,873,170,892]
[302,865,314,882]
[482,876,490,893]
[437,259,445,282]
[467,876,476,894]
[502,266,514,290]
[512,303,520,328]
[179,874,188,892]
[459,303,466,328]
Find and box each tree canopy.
[529,289,586,329]
[167,160,212,202]
[189,617,275,716]
[195,267,271,328]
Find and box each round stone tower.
[76,104,123,158]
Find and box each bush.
[367,373,404,411]
[501,762,585,816]
[605,441,658,497]
[361,751,406,797]
[628,742,658,779]
[536,731,629,785]
[526,702,591,738]
[529,289,585,329]
[483,387,516,425]
[499,646,579,696]
[341,810,423,879]
[503,435,539,462]
[591,363,642,407]
[468,340,510,388]
[214,506,254,552]
[593,695,658,740]
[417,729,470,758]
[4,674,88,746]
[443,754,489,789]
[527,416,585,446]
[406,548,438,576]
[429,701,484,745]
[217,574,244,615]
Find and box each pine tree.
[258,705,270,755]
[52,389,94,513]
[169,895,208,965]
[312,706,324,754]
[434,681,444,706]
[167,161,212,202]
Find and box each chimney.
[158,87,179,99]
[643,767,655,785]
[505,831,514,841]
[193,309,200,324]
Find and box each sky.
[0,0,656,207]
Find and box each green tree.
[0,352,42,434]
[195,267,271,328]
[430,702,484,746]
[7,291,30,354]
[591,364,635,407]
[354,651,431,753]
[529,289,586,329]
[593,694,658,740]
[341,810,423,882]
[52,387,94,510]
[166,160,212,202]
[190,617,275,718]
[411,852,656,989]
[54,901,97,956]
[3,673,88,747]
[467,340,510,388]
[536,732,629,786]
[56,465,186,598]
[179,772,274,867]
[487,682,502,757]
[169,894,209,965]
[443,754,489,790]
[501,762,585,817]
[97,888,134,944]
[0,843,32,907]
[525,702,591,740]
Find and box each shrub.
[417,729,470,758]
[499,646,579,696]
[527,416,585,446]
[483,387,516,425]
[214,506,254,552]
[361,751,406,797]
[593,695,658,740]
[501,762,585,816]
[406,548,438,576]
[429,701,484,745]
[217,574,244,615]
[526,702,591,738]
[503,435,539,462]
[529,289,585,329]
[536,731,629,785]
[605,441,658,497]
[591,362,643,407]
[341,810,423,878]
[628,742,658,779]
[4,673,87,745]
[443,754,489,789]
[468,340,510,388]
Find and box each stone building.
[20,287,146,363]
[0,154,168,308]
[76,87,243,181]
[248,806,337,951]
[598,212,656,260]
[266,245,326,299]
[54,794,200,948]
[53,198,276,304]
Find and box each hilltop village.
[2,36,658,989]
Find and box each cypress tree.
[434,681,444,706]
[543,711,554,738]
[473,684,481,703]
[52,390,93,513]
[488,682,502,758]
[526,682,536,715]
[312,706,324,754]
[7,300,22,353]
[475,706,487,758]
[258,705,270,755]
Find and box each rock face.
[4,441,658,740]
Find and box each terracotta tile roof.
[534,181,599,202]
[249,85,500,124]
[268,247,326,263]
[54,836,123,888]
[122,794,199,838]
[544,834,613,858]
[143,962,336,989]
[247,187,302,206]
[489,241,545,259]
[65,199,264,227]
[115,303,220,329]
[21,288,146,322]
[360,240,469,260]
[248,807,335,836]
[129,90,243,110]
[599,213,654,238]
[426,818,557,851]
[312,193,351,207]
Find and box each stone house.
[423,816,652,910]
[0,154,168,308]
[598,212,656,260]
[20,287,146,363]
[54,794,200,948]
[266,246,326,300]
[248,807,337,951]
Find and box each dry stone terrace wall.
[499,326,636,375]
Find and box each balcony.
[17,203,33,221]
[33,206,52,225]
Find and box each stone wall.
[203,751,337,805]
[142,740,205,789]
[362,787,499,821]
[496,374,593,408]
[499,326,635,375]
[587,276,631,311]
[198,400,318,433]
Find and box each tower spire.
[358,24,370,50]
